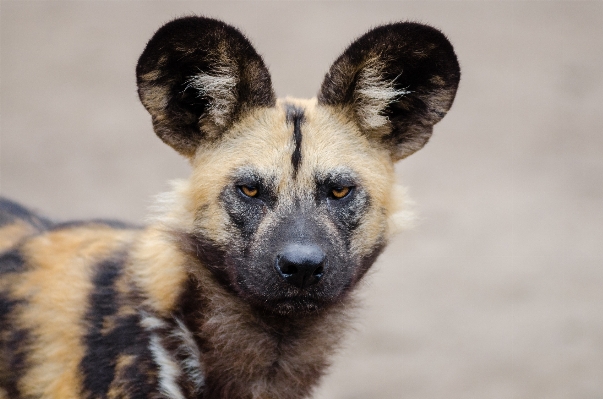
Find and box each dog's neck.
[178,266,353,399]
[130,226,354,399]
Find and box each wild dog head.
[137,17,460,315]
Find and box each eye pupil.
[241,185,258,197]
[331,186,351,199]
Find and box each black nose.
[276,244,326,289]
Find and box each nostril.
[276,244,326,289]
[279,263,298,276]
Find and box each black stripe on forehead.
[285,104,305,177]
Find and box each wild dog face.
[137,17,460,315]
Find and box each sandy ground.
[1,2,602,398]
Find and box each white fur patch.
[141,312,205,396]
[184,66,238,127]
[355,60,411,130]
[149,334,186,399]
[388,183,416,234]
[171,318,205,393]
[140,313,168,330]
[146,179,194,232]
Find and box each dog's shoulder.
[0,199,150,399]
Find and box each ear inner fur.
[136,16,276,157]
[318,22,461,160]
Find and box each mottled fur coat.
[0,16,460,399]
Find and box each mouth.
[254,279,349,315]
[263,295,328,316]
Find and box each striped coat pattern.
[0,16,460,399]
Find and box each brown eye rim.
[239,185,259,198]
[330,186,353,199]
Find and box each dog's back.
[0,199,144,398]
[0,199,50,252]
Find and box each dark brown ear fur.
[318,22,461,160]
[137,16,276,157]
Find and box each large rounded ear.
[318,23,460,161]
[137,16,276,157]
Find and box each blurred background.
[1,2,602,398]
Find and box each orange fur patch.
[128,227,189,316]
[0,221,40,252]
[11,227,136,398]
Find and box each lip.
[267,297,324,315]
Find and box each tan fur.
[126,98,408,398]
[158,99,408,258]
[0,222,40,250]
[1,17,459,398]
[10,228,136,398]
[128,227,189,316]
[107,355,137,399]
[0,98,412,399]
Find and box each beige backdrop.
[1,1,602,398]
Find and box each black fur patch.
[285,104,305,177]
[315,170,370,241]
[79,251,157,398]
[0,295,11,328]
[180,231,234,294]
[0,327,30,399]
[50,219,142,231]
[103,315,157,399]
[353,241,386,285]
[1,280,29,399]
[220,169,277,240]
[80,254,124,397]
[0,198,50,230]
[137,16,276,156]
[318,22,460,160]
[0,250,25,275]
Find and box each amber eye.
[331,186,351,199]
[240,185,259,198]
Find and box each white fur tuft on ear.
[354,60,411,130]
[184,66,238,128]
[318,22,460,160]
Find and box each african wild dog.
[0,16,460,399]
